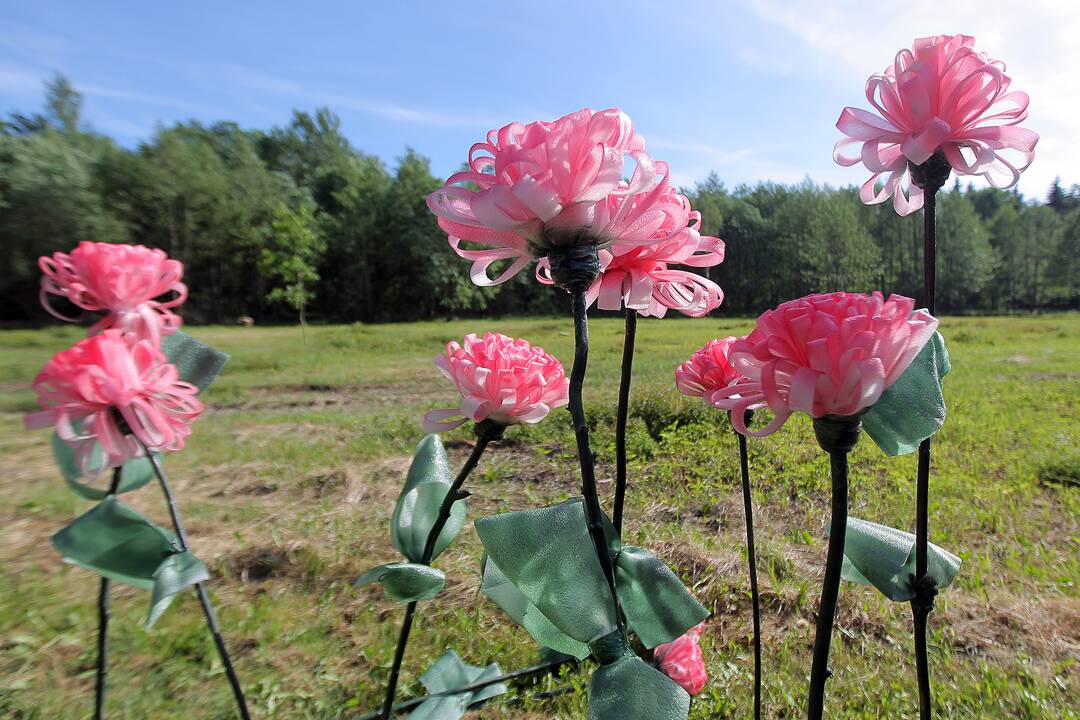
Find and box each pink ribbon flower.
[711,292,938,437]
[834,34,1038,216]
[24,330,203,473]
[675,336,755,406]
[653,622,707,696]
[40,241,188,346]
[537,165,725,316]
[427,108,664,286]
[423,332,570,433]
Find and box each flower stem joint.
[474,418,507,442]
[908,150,951,194]
[548,245,601,294]
[812,414,864,455]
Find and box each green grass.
[1,315,1078,719]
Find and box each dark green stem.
[140,444,251,720]
[379,437,491,720]
[612,308,637,534]
[568,289,626,638]
[735,413,762,720]
[912,162,945,720]
[94,466,124,720]
[808,416,860,720]
[355,656,574,720]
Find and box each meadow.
[1,315,1077,719]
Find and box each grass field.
[1,315,1078,719]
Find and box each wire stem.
[612,308,637,533]
[736,417,762,720]
[93,467,124,720]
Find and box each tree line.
[2,76,1077,326]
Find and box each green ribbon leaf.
[52,496,206,627]
[614,545,708,649]
[834,516,961,602]
[52,496,181,589]
[355,562,446,603]
[407,650,507,720]
[588,653,690,720]
[147,551,209,629]
[475,499,617,645]
[160,330,229,392]
[52,432,158,500]
[480,556,590,660]
[864,331,951,456]
[391,435,466,563]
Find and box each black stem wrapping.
[911,153,946,720]
[568,289,626,638]
[356,656,574,720]
[612,308,637,534]
[379,437,491,720]
[735,413,762,720]
[139,444,252,720]
[93,467,124,720]
[807,416,860,720]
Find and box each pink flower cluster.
[40,241,187,346]
[428,109,724,317]
[423,332,569,433]
[25,330,202,473]
[835,34,1038,215]
[27,242,201,472]
[711,292,938,437]
[654,622,707,696]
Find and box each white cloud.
[738,0,1080,198]
[80,83,209,113]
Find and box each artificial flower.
[712,292,938,436]
[538,164,725,316]
[675,337,748,405]
[24,330,203,473]
[427,108,662,285]
[423,332,569,433]
[834,34,1038,215]
[653,622,707,696]
[39,241,188,345]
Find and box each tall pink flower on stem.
[40,241,188,345]
[24,330,203,474]
[426,108,662,286]
[423,332,569,434]
[653,621,707,696]
[834,34,1038,215]
[713,292,938,437]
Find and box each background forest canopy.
[2,75,1079,325]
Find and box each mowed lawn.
[1,315,1077,719]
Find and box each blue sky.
[2,1,1075,199]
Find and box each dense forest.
[2,76,1078,325]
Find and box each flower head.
[24,330,203,473]
[539,168,725,316]
[40,241,187,345]
[711,292,938,436]
[675,337,748,406]
[834,34,1038,215]
[653,622,707,696]
[423,332,569,433]
[427,108,661,286]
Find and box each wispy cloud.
[80,83,210,113]
[0,66,41,92]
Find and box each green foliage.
[837,517,961,602]
[258,203,325,326]
[51,496,208,628]
[51,432,157,499]
[407,650,506,719]
[390,434,466,563]
[587,653,689,720]
[354,563,446,603]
